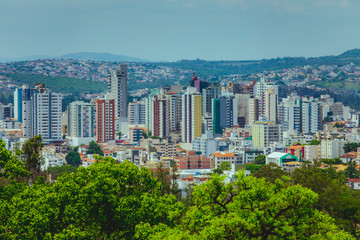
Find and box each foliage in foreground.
[146,173,353,239]
[0,159,183,239]
[0,140,355,239]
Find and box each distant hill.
[161,49,360,77]
[59,52,148,62]
[0,55,53,62]
[338,49,360,59]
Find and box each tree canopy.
[65,151,81,166]
[86,140,104,156]
[21,135,44,181]
[0,159,183,239]
[0,141,357,239]
[254,154,266,165]
[147,173,353,239]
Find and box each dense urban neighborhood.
[2,56,360,238]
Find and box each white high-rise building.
[302,97,320,134]
[68,101,94,138]
[144,94,156,134]
[128,100,145,125]
[22,87,34,138]
[31,85,62,141]
[182,89,202,143]
[109,64,128,118]
[263,89,278,122]
[254,78,278,119]
[248,97,259,125]
[279,93,302,132]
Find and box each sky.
[1,0,360,61]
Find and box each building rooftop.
[213,152,235,158]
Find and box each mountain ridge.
[0,52,149,63]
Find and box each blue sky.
[1,0,360,61]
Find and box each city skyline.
[1,0,360,61]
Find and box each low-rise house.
[266,152,298,167]
[340,151,360,164]
[286,145,304,161]
[282,161,302,174]
[347,179,360,190]
[212,152,241,168]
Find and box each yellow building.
[251,121,282,148]
[182,91,202,143]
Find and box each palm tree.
[116,131,122,140]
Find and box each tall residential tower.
[109,64,128,118]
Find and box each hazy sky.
[1,0,360,61]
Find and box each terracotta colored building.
[96,99,115,143]
[176,150,213,169]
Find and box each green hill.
[3,73,108,95]
[161,49,360,77]
[338,49,360,59]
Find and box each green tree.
[323,116,333,122]
[344,142,360,153]
[86,140,104,156]
[0,159,184,239]
[246,163,261,173]
[252,162,288,183]
[155,160,171,195]
[22,135,44,182]
[310,139,321,145]
[0,140,29,184]
[116,131,122,140]
[254,154,266,165]
[292,163,360,235]
[147,173,353,239]
[170,161,179,196]
[212,161,231,175]
[143,132,148,139]
[48,165,77,180]
[65,151,81,166]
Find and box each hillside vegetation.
[162,49,360,77]
[3,73,108,94]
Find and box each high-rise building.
[0,104,14,120]
[254,78,278,119]
[22,86,35,138]
[302,97,320,134]
[128,100,145,125]
[109,64,128,118]
[68,101,95,138]
[96,99,115,143]
[212,98,221,134]
[14,87,23,122]
[144,94,156,134]
[219,94,234,129]
[251,121,283,148]
[248,96,259,125]
[233,94,251,127]
[202,83,221,116]
[31,84,62,141]
[212,94,234,134]
[263,89,278,122]
[190,73,210,93]
[153,95,170,138]
[278,93,302,133]
[182,89,202,143]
